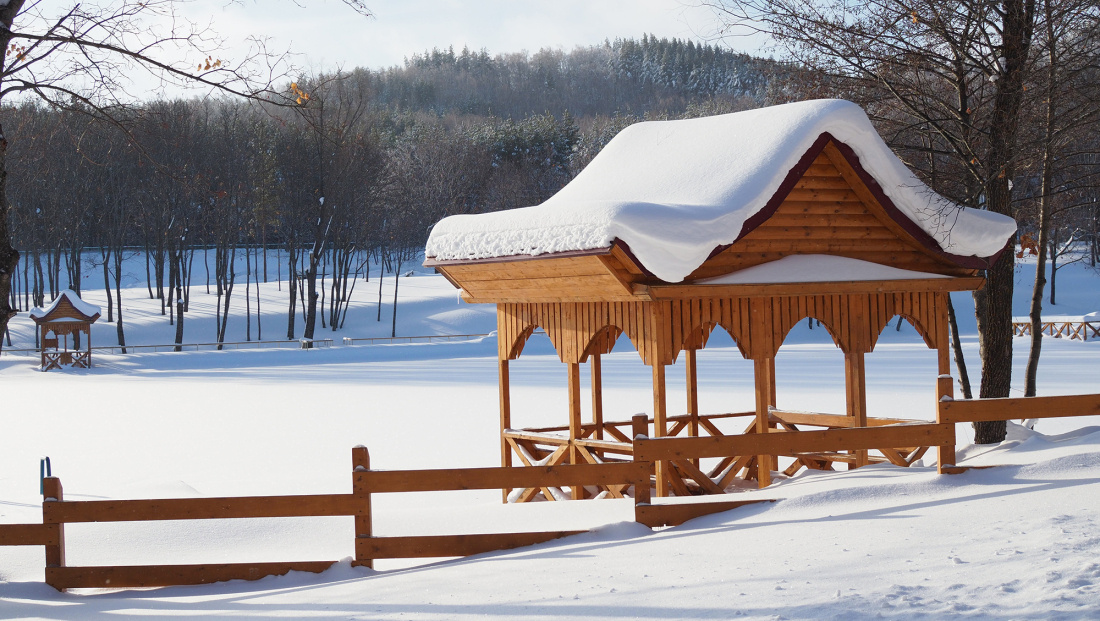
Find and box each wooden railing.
[506,409,938,500]
[10,393,1095,592]
[4,444,770,591]
[935,380,1100,471]
[938,393,1100,424]
[1012,320,1100,340]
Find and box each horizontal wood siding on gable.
[686,150,975,281]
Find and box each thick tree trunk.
[972,0,1035,444]
[0,123,18,352]
[303,246,321,340]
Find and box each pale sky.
[183,0,748,73]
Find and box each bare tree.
[0,0,372,352]
[706,0,1040,443]
[1022,0,1100,396]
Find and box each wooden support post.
[844,351,869,468]
[652,362,669,497]
[568,362,584,499]
[935,298,957,472]
[499,358,512,502]
[631,414,652,508]
[42,477,65,590]
[591,354,604,441]
[752,357,774,488]
[352,446,373,569]
[686,349,700,438]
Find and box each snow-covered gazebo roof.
[426,99,1016,287]
[30,290,102,324]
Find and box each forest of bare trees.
[3,23,1100,411]
[2,36,795,348]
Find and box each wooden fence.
[1012,320,1100,341]
[2,442,773,591]
[5,390,1099,592]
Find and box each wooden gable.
[31,294,101,324]
[685,140,979,281]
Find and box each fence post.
[936,375,956,473]
[631,415,651,515]
[351,446,373,569]
[41,476,65,591]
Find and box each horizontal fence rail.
[939,393,1100,424]
[632,423,954,463]
[42,493,362,523]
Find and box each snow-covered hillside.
[1,253,1098,619]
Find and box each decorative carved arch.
[506,324,538,360]
[688,321,749,359]
[870,313,936,351]
[581,325,626,362]
[776,313,847,354]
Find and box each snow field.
[0,252,1098,619]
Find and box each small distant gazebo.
[30,290,101,371]
[425,100,1017,498]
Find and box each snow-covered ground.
[1,252,1099,619]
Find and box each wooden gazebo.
[425,100,1016,499]
[30,290,101,371]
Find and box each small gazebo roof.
[29,290,101,324]
[426,99,1017,284]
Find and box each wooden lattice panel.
[498,291,948,365]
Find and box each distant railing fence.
[1,333,494,357]
[1012,320,1100,340]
